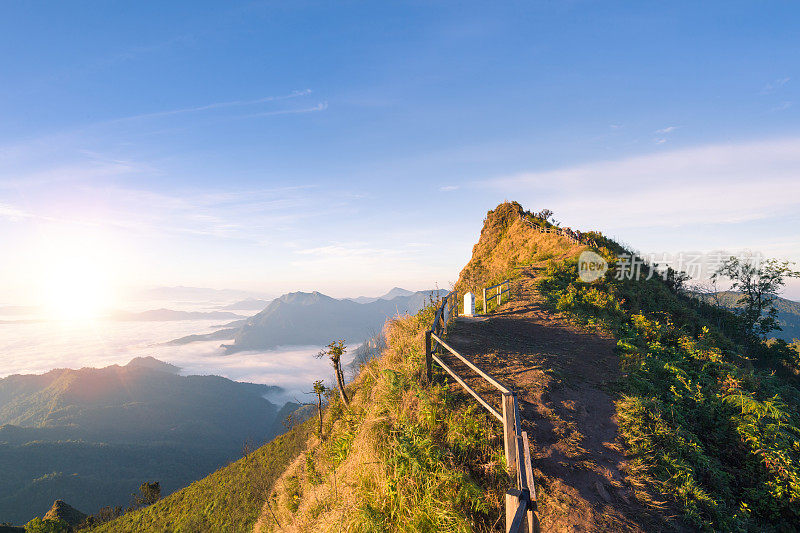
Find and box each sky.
[1,0,799,304]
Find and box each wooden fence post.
[505,489,518,533]
[483,287,487,314]
[425,330,432,385]
[502,392,518,478]
[521,431,540,533]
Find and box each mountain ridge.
[167,288,445,351]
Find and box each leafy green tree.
[24,517,70,533]
[316,340,349,406]
[133,481,161,507]
[713,256,800,339]
[83,505,123,527]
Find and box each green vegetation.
[88,420,311,533]
[260,303,508,531]
[0,357,294,525]
[132,482,161,508]
[23,518,69,533]
[536,246,800,530]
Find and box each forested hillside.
[0,357,295,525]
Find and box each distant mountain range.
[0,357,297,525]
[695,291,800,341]
[168,288,445,352]
[347,287,416,304]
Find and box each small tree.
[713,256,800,339]
[535,208,554,222]
[312,379,326,437]
[316,340,349,406]
[133,481,161,507]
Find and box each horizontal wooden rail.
[431,332,511,394]
[485,280,510,291]
[431,353,502,422]
[483,279,511,313]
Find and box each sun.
[36,235,116,322]
[43,259,111,320]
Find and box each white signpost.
[464,291,475,317]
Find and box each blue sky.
[1,1,799,302]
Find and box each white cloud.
[295,242,401,258]
[246,101,328,118]
[655,126,678,134]
[770,101,793,113]
[760,77,790,95]
[484,137,800,229]
[0,203,33,221]
[440,185,459,191]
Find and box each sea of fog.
[0,310,341,400]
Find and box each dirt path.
[442,268,672,532]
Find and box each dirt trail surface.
[442,268,672,532]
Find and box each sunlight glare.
[36,231,117,322]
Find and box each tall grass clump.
[261,302,508,532]
[536,254,800,531]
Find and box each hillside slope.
[86,201,799,531]
[449,202,800,530]
[91,304,506,532]
[454,202,587,303]
[0,357,292,525]
[89,420,312,533]
[445,270,666,531]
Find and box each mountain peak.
[44,499,87,526]
[125,356,181,374]
[278,291,335,304]
[380,287,415,300]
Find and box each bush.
[24,518,69,533]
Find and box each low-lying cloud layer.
[0,319,335,398]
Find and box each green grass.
[261,303,508,532]
[88,421,311,533]
[537,255,800,531]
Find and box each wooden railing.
[424,294,540,533]
[521,214,597,248]
[483,279,511,313]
